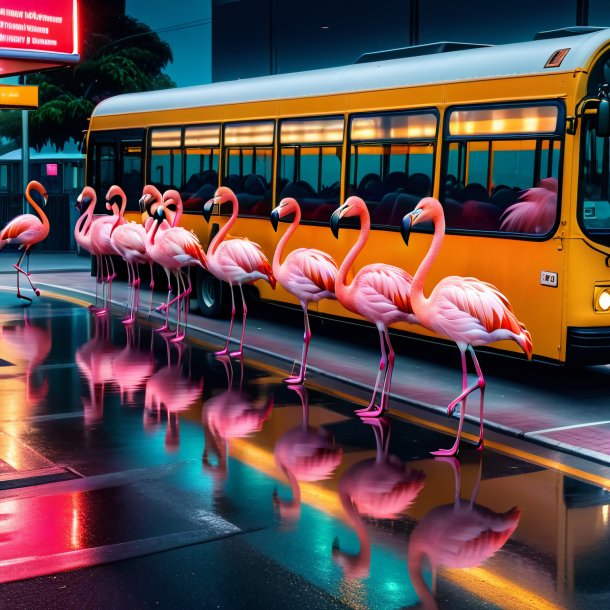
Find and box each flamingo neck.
[75,200,95,240]
[336,209,370,299]
[272,207,301,279]
[411,209,445,313]
[146,219,162,247]
[209,195,238,256]
[172,203,183,227]
[26,187,49,232]
[407,543,436,609]
[337,489,371,568]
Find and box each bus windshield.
[580,116,610,242]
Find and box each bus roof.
[92,28,610,118]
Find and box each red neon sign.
[0,0,78,59]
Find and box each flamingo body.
[271,198,338,383]
[330,196,416,416]
[402,197,533,455]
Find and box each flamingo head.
[271,198,298,231]
[27,180,48,205]
[330,196,366,238]
[76,186,96,214]
[105,185,126,212]
[203,186,237,222]
[401,197,443,245]
[162,190,182,226]
[139,184,162,216]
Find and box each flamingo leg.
[355,328,387,415]
[230,284,247,358]
[447,346,485,416]
[90,254,102,311]
[284,302,311,385]
[122,262,133,323]
[13,248,40,300]
[172,269,192,343]
[155,269,173,333]
[171,271,186,343]
[468,346,486,450]
[96,256,111,316]
[132,264,141,321]
[14,249,31,302]
[216,285,236,356]
[147,261,155,318]
[360,327,395,418]
[432,394,468,457]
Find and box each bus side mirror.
[597,98,610,137]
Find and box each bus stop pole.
[19,75,29,214]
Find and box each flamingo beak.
[270,208,279,232]
[154,205,166,222]
[400,214,413,246]
[201,197,216,222]
[330,204,348,239]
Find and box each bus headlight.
[594,286,610,312]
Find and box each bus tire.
[196,268,229,318]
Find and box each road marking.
[528,420,610,434]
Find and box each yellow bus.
[86,26,610,365]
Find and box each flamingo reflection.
[75,315,120,423]
[408,456,521,610]
[202,355,273,487]
[0,310,51,410]
[333,418,426,579]
[144,335,203,451]
[272,385,343,524]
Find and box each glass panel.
[182,148,219,213]
[278,145,342,223]
[96,143,116,202]
[223,146,273,217]
[150,148,183,193]
[280,118,344,144]
[349,142,434,227]
[580,117,610,235]
[224,121,274,146]
[444,139,559,233]
[351,113,437,141]
[449,105,559,137]
[151,127,182,148]
[184,124,220,146]
[121,142,143,211]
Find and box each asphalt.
[2,250,610,469]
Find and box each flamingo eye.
[166,203,177,211]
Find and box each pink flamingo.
[202,186,276,358]
[401,197,533,455]
[109,186,153,325]
[271,198,338,384]
[75,186,106,309]
[147,191,207,341]
[499,177,557,234]
[272,385,343,524]
[332,417,425,578]
[89,185,126,315]
[144,335,203,452]
[202,355,273,487]
[330,196,417,417]
[0,180,50,302]
[408,456,520,610]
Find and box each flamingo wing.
[0,214,42,242]
[499,186,556,233]
[160,228,206,266]
[218,238,275,286]
[356,264,414,315]
[286,248,338,294]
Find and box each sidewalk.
[2,251,610,467]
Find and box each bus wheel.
[196,269,228,318]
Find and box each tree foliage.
[2,5,175,151]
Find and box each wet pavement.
[1,266,610,608]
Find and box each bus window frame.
[276,114,345,226]
[577,114,610,247]
[441,100,566,241]
[221,119,276,219]
[147,125,184,194]
[346,107,439,231]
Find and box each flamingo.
[89,185,127,315]
[332,417,425,579]
[272,385,343,524]
[202,186,276,358]
[271,198,338,384]
[401,197,533,455]
[499,177,557,234]
[0,180,50,302]
[408,456,520,610]
[147,191,207,341]
[109,186,152,325]
[330,196,417,417]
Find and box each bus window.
[444,103,562,234]
[579,116,610,240]
[223,121,274,217]
[150,127,183,196]
[182,124,220,213]
[121,142,143,211]
[278,117,344,223]
[348,111,437,227]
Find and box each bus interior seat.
[491,185,519,210]
[384,171,408,193]
[406,173,431,198]
[357,173,384,203]
[443,198,464,228]
[461,199,502,231]
[456,182,490,203]
[223,174,243,193]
